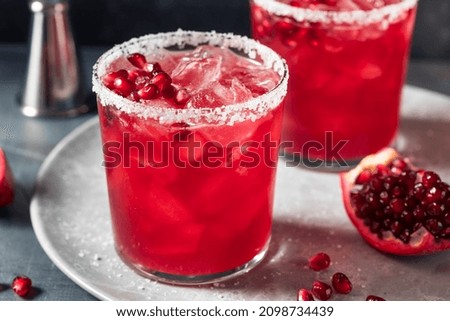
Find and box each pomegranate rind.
[340,148,450,256]
[0,148,14,207]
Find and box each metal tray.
[30,86,450,300]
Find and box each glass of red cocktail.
[92,30,288,285]
[250,0,418,168]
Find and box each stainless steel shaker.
[19,0,89,117]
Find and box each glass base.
[117,238,270,286]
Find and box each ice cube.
[170,46,223,92]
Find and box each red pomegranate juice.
[250,0,417,165]
[92,31,288,284]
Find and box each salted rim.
[252,0,418,25]
[92,29,288,126]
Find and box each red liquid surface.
[250,0,417,162]
[98,46,283,276]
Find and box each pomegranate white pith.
[341,148,450,255]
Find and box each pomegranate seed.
[321,0,338,5]
[103,69,128,89]
[366,295,386,301]
[162,84,176,99]
[390,198,404,214]
[425,186,446,204]
[375,164,390,177]
[274,17,298,37]
[129,91,140,102]
[289,1,302,7]
[175,88,191,106]
[113,76,135,97]
[137,84,159,100]
[392,158,408,171]
[128,69,151,82]
[150,72,172,91]
[422,171,441,189]
[311,280,332,301]
[308,252,331,271]
[369,177,384,192]
[127,53,147,69]
[145,62,162,74]
[12,276,32,297]
[355,170,371,185]
[413,183,426,200]
[297,289,314,301]
[331,272,352,294]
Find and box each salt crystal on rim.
[253,0,418,25]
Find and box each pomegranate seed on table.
[366,295,386,301]
[331,272,352,294]
[311,280,332,301]
[12,276,32,297]
[297,288,315,301]
[308,252,331,271]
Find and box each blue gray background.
[0,0,449,59]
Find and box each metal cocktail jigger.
[19,0,89,117]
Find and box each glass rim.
[92,29,289,126]
[252,0,418,25]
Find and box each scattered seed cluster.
[0,275,33,298]
[297,252,384,301]
[103,52,191,107]
[350,158,450,243]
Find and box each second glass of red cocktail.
[250,0,418,168]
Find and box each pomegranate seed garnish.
[331,272,352,294]
[150,72,172,91]
[137,84,159,100]
[129,91,141,102]
[311,280,332,301]
[145,62,162,74]
[162,84,176,99]
[175,88,191,106]
[366,295,386,301]
[127,53,147,69]
[128,69,151,83]
[297,289,315,301]
[289,1,301,7]
[322,0,338,5]
[308,252,331,271]
[12,276,32,297]
[113,76,135,97]
[103,69,128,89]
[274,17,298,37]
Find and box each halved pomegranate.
[340,148,450,255]
[0,147,14,207]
